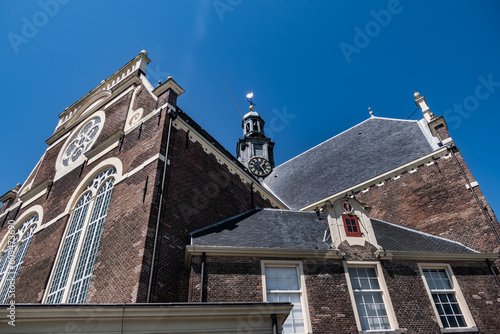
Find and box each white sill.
[360,330,401,334]
[441,327,478,333]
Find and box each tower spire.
[236,92,275,177]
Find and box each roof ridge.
[261,208,315,214]
[371,218,479,253]
[370,115,420,123]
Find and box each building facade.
[0,51,499,333]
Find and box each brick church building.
[1,51,499,333]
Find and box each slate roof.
[191,208,477,254]
[191,208,331,250]
[263,117,441,209]
[371,218,476,253]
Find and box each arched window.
[46,167,116,304]
[0,214,39,303]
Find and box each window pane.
[266,267,299,291]
[349,267,390,331]
[46,167,116,304]
[0,215,38,303]
[46,193,91,303]
[423,268,467,329]
[265,266,305,334]
[69,177,115,303]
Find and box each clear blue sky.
[1,1,499,214]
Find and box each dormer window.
[342,214,362,237]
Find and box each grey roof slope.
[191,209,477,254]
[191,208,331,250]
[264,117,441,209]
[371,218,476,253]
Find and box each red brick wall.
[188,255,500,333]
[15,217,68,303]
[1,82,165,303]
[357,149,499,255]
[148,114,276,302]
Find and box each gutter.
[185,246,345,268]
[377,251,498,262]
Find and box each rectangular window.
[342,214,362,237]
[419,264,476,331]
[262,262,311,334]
[345,262,398,332]
[254,144,263,156]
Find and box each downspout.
[200,252,206,302]
[271,314,278,334]
[486,259,500,289]
[446,144,500,245]
[147,108,175,303]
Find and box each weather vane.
[246,92,255,110]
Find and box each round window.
[62,117,101,167]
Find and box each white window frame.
[43,167,116,304]
[261,260,312,334]
[0,209,41,303]
[344,261,399,332]
[418,263,477,333]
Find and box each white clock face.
[62,117,101,167]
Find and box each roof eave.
[377,251,498,262]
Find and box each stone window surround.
[417,263,478,333]
[344,261,399,333]
[0,206,43,302]
[43,166,118,304]
[261,260,313,334]
[342,214,362,237]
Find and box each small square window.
[342,214,362,237]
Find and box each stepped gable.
[264,117,441,209]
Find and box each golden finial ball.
[249,105,254,111]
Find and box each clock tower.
[236,93,275,177]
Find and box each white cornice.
[300,147,449,211]
[152,77,185,97]
[377,251,498,262]
[185,245,344,268]
[10,303,292,334]
[19,178,51,204]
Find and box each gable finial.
[369,107,374,117]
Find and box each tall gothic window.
[46,167,116,304]
[0,214,39,303]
